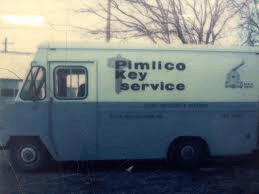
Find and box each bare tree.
[77,0,247,44]
[235,0,259,46]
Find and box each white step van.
[1,42,258,171]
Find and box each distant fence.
[0,88,19,97]
[0,79,22,98]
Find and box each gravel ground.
[1,150,259,193]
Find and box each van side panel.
[95,49,258,159]
[96,102,257,160]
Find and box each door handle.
[49,97,53,104]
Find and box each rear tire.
[10,139,49,172]
[168,139,207,168]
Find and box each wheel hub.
[20,147,37,163]
[180,145,194,160]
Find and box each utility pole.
[106,0,111,42]
[2,37,13,53]
[0,38,33,55]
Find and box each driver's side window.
[54,66,87,100]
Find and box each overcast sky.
[0,0,88,52]
[0,0,241,79]
[0,0,90,78]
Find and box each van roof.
[38,41,259,53]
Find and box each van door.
[50,62,97,160]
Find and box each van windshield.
[20,66,46,100]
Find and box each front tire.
[10,140,49,172]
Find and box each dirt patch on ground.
[1,150,259,193]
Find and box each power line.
[0,68,22,79]
[0,50,34,55]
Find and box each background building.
[0,78,22,126]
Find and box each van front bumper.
[253,147,259,154]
